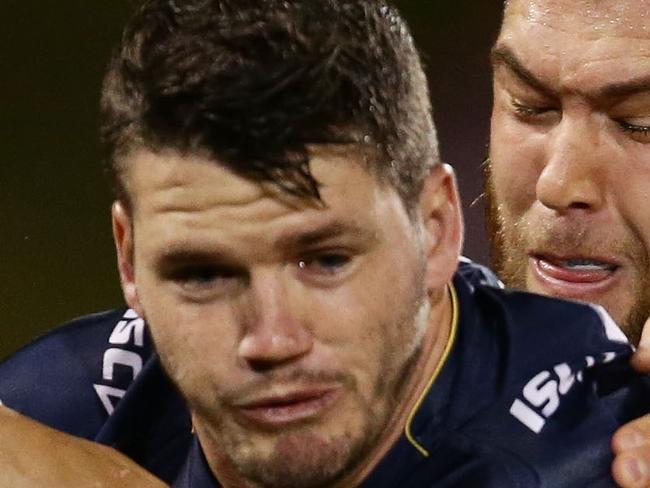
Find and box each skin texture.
[489,0,650,346]
[0,406,167,487]
[112,146,462,488]
[489,1,650,486]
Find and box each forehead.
[505,0,650,24]
[503,0,650,42]
[122,146,398,228]
[499,0,650,89]
[504,0,650,30]
[120,147,411,261]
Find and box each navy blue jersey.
[1,260,649,487]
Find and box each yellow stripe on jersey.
[405,283,459,457]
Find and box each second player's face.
[488,0,650,343]
[113,147,456,487]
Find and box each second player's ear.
[112,201,144,317]
[418,163,464,291]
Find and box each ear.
[112,201,144,316]
[419,164,464,291]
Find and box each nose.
[536,116,605,213]
[238,271,313,370]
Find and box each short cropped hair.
[100,0,438,209]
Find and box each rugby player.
[486,1,650,485]
[2,0,650,486]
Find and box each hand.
[612,318,650,487]
[0,405,168,487]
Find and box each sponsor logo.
[510,352,618,433]
[93,310,147,415]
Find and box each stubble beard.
[198,286,433,488]
[484,157,649,345]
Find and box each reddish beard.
[483,156,649,345]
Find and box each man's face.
[113,147,459,487]
[488,0,650,343]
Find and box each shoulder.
[0,308,155,438]
[454,259,630,376]
[450,260,647,486]
[457,256,504,289]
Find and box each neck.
[333,284,455,487]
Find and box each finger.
[630,317,650,373]
[613,416,650,455]
[613,448,650,488]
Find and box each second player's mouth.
[528,254,621,299]
[532,255,619,283]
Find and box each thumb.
[630,317,650,374]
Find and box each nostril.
[247,357,300,372]
[247,358,277,373]
[569,202,590,210]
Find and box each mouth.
[234,387,341,429]
[529,253,621,297]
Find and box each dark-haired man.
[2,0,650,486]
[486,0,650,485]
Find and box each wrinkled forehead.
[497,0,650,87]
[504,0,650,34]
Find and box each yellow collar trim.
[404,283,459,457]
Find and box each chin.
[232,429,365,488]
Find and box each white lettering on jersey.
[523,371,560,417]
[93,385,126,415]
[511,352,620,433]
[555,363,575,395]
[102,349,143,381]
[509,399,545,434]
[109,318,145,347]
[93,310,147,415]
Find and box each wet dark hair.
[100,0,438,210]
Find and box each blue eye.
[298,253,351,274]
[169,265,241,290]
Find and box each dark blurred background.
[1,1,503,359]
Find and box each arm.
[612,318,650,488]
[0,406,167,488]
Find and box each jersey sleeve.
[0,308,155,439]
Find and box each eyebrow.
[492,44,650,101]
[154,221,378,267]
[598,76,650,100]
[276,221,378,250]
[155,248,234,269]
[491,45,556,98]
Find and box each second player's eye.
[618,119,650,143]
[510,98,559,125]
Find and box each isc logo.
[93,309,147,415]
[510,352,618,433]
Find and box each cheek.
[490,110,546,217]
[310,252,424,377]
[136,283,240,397]
[614,169,650,259]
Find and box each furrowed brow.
[597,76,650,101]
[154,248,233,270]
[278,221,377,250]
[491,45,556,98]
